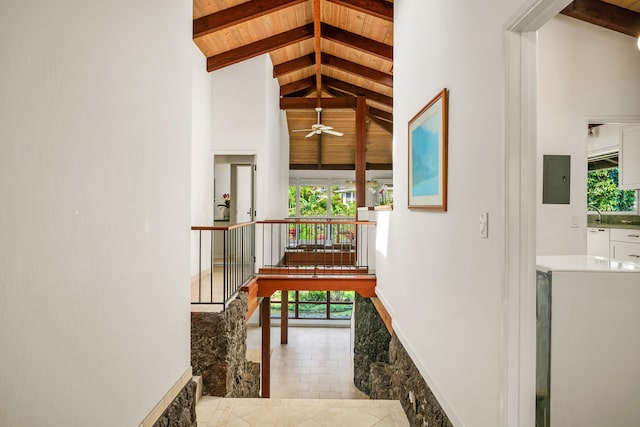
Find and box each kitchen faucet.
[588,205,602,223]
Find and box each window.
[331,185,356,217]
[288,184,355,218]
[297,186,328,217]
[270,290,355,320]
[288,186,297,217]
[289,180,392,216]
[587,167,638,213]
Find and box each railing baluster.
[249,219,375,275]
[209,230,213,303]
[198,230,202,303]
[191,219,374,308]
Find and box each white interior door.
[233,164,254,223]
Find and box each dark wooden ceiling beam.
[560,0,640,38]
[280,76,316,96]
[369,115,393,134]
[324,86,393,128]
[313,0,322,103]
[283,86,316,98]
[323,75,393,107]
[368,106,393,122]
[321,23,393,61]
[321,53,393,87]
[194,0,307,39]
[323,86,352,98]
[280,97,357,109]
[356,95,367,207]
[290,163,355,170]
[289,163,393,170]
[273,54,316,78]
[366,163,393,170]
[325,0,393,22]
[207,24,313,72]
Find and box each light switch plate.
[480,212,489,239]
[571,215,579,228]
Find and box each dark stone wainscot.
[191,292,260,398]
[152,380,197,427]
[354,294,454,427]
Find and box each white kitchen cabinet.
[536,257,640,427]
[611,228,640,243]
[619,125,640,190]
[610,228,640,263]
[587,227,610,258]
[611,242,640,263]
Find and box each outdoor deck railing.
[256,219,376,275]
[191,222,255,308]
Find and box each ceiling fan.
[292,107,344,138]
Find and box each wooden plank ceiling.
[191,0,638,171]
[192,0,394,171]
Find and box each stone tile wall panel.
[152,380,197,427]
[354,294,453,427]
[191,293,259,397]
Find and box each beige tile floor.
[196,326,410,426]
[246,326,368,399]
[196,396,409,427]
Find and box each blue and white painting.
[411,104,441,198]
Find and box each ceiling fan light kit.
[292,107,344,137]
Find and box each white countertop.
[536,255,640,273]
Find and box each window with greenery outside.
[288,186,297,217]
[587,168,636,212]
[270,290,355,320]
[298,186,327,216]
[289,185,357,217]
[331,186,356,217]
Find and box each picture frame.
[408,88,449,210]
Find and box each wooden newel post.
[281,290,288,345]
[261,297,271,398]
[356,95,367,207]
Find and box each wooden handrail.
[191,221,255,231]
[257,219,376,225]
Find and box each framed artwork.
[408,88,449,210]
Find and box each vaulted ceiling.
[192,0,640,171]
[192,0,394,171]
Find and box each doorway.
[232,164,254,223]
[214,154,256,224]
[504,1,572,426]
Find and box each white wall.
[537,15,640,255]
[191,45,213,274]
[263,56,290,220]
[379,1,528,426]
[210,55,288,221]
[0,1,192,426]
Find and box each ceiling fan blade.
[319,125,334,130]
[305,130,317,138]
[292,129,314,132]
[323,129,343,137]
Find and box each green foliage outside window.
[288,186,296,217]
[587,168,636,212]
[269,290,355,319]
[298,186,327,216]
[331,186,356,217]
[288,185,356,217]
